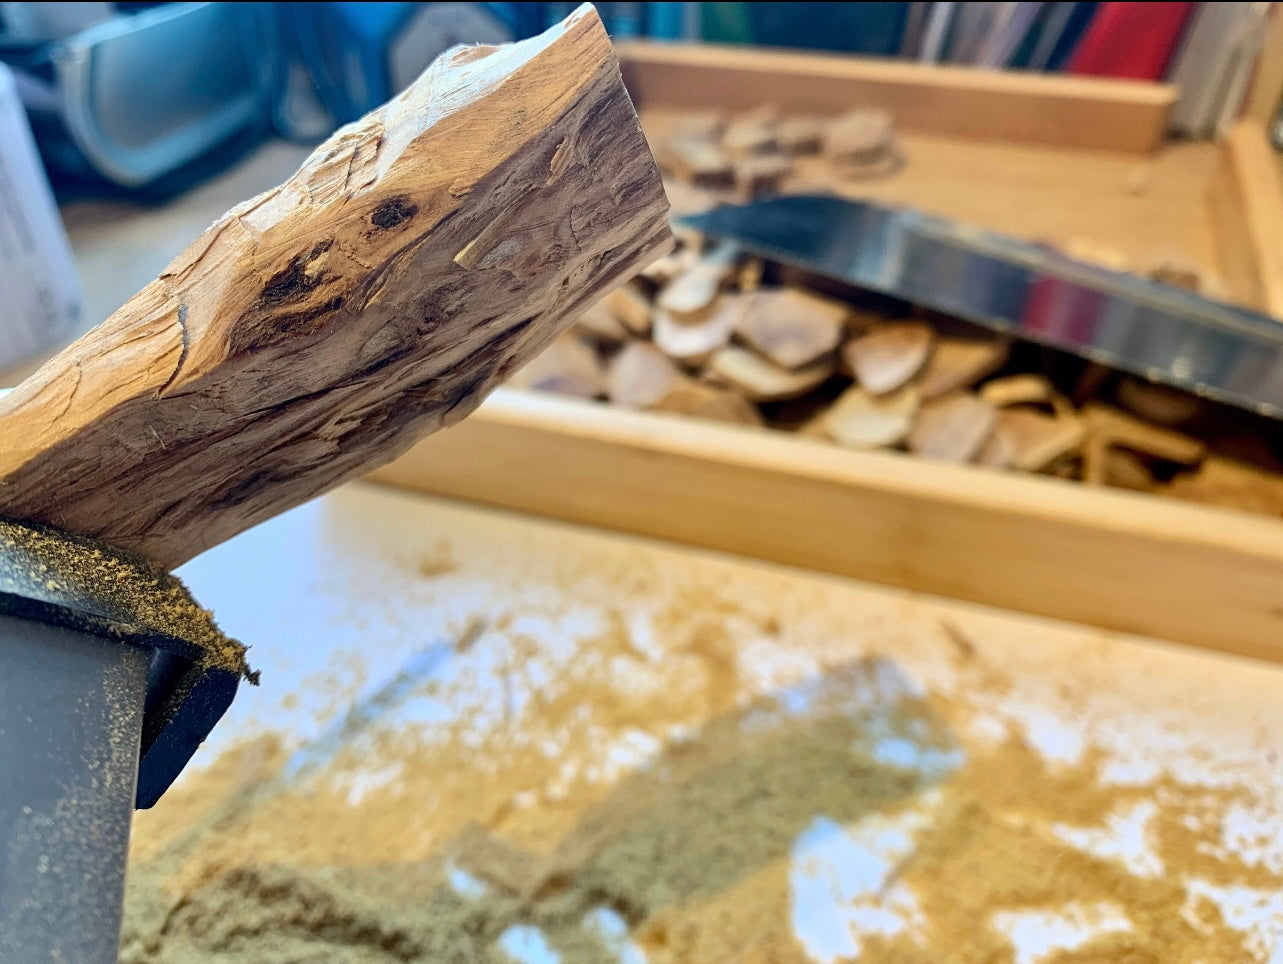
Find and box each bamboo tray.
[368,45,1283,665]
[618,42,1283,315]
[368,389,1283,664]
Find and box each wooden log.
[0,5,671,570]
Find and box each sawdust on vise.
[0,519,252,679]
[119,587,1281,962]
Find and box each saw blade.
[679,194,1283,419]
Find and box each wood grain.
[619,41,1176,153]
[0,5,671,568]
[368,389,1283,664]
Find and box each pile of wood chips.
[509,107,1283,519]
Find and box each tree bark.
[0,4,671,569]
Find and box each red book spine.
[1067,2,1196,80]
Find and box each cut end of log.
[0,4,671,569]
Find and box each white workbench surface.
[168,482,1283,961]
[52,143,1283,962]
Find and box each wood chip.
[652,296,746,366]
[1083,404,1205,465]
[672,224,704,252]
[845,306,886,335]
[844,322,934,395]
[672,110,725,142]
[698,366,733,390]
[657,243,739,315]
[1070,361,1112,406]
[775,116,826,155]
[1050,392,1077,419]
[668,137,733,187]
[508,334,604,399]
[736,287,849,370]
[822,109,894,162]
[653,379,763,426]
[818,384,919,449]
[738,257,764,292]
[979,374,1053,408]
[1164,456,1283,516]
[603,283,653,336]
[978,409,1084,471]
[734,153,793,197]
[1115,376,1202,426]
[607,341,682,408]
[1147,259,1202,292]
[909,392,997,463]
[1199,273,1230,302]
[707,345,836,402]
[917,336,1010,399]
[573,298,629,343]
[641,235,704,287]
[975,422,1017,469]
[661,178,723,217]
[1060,237,1130,272]
[1046,457,1080,480]
[639,252,684,285]
[1105,448,1155,491]
[722,105,778,155]
[834,151,902,180]
[1083,432,1109,486]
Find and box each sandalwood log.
[0,5,670,569]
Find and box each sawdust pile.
[0,519,251,678]
[120,585,1282,962]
